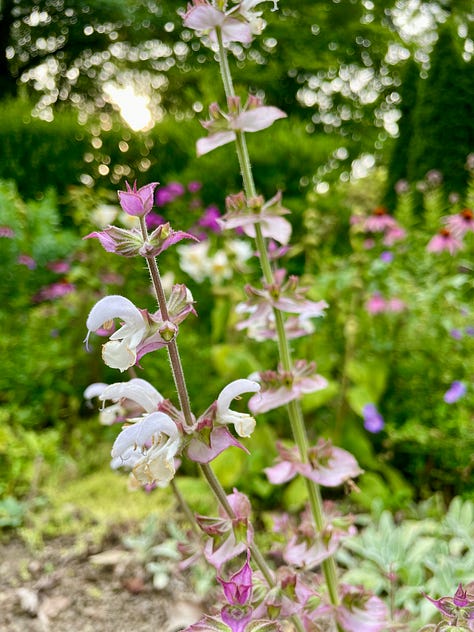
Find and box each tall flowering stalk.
[183,0,345,619]
[83,4,390,631]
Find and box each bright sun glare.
[104,84,154,132]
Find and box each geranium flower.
[362,403,384,433]
[444,380,466,404]
[196,96,286,156]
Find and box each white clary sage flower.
[216,379,260,438]
[111,412,181,487]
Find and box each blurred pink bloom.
[387,298,406,312]
[249,360,327,414]
[220,191,292,244]
[46,260,71,274]
[265,439,362,488]
[197,96,286,156]
[17,254,36,269]
[118,181,159,217]
[188,181,202,193]
[427,228,464,255]
[284,532,340,569]
[363,207,398,233]
[34,281,75,302]
[383,224,406,246]
[365,293,386,314]
[184,1,253,44]
[336,585,388,632]
[366,293,406,315]
[145,211,166,229]
[0,226,15,238]
[444,208,474,237]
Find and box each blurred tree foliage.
[1,0,473,197]
[407,19,474,196]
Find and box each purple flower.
[380,251,393,263]
[362,404,385,433]
[466,326,474,337]
[424,583,474,623]
[145,211,166,229]
[188,181,202,193]
[34,281,76,302]
[450,328,463,340]
[155,182,185,207]
[443,381,466,404]
[198,205,222,232]
[118,181,159,217]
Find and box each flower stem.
[139,218,194,429]
[140,219,306,630]
[216,33,342,618]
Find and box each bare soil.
[0,532,204,632]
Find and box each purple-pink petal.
[187,427,248,463]
[264,460,297,485]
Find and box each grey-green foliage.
[339,497,474,628]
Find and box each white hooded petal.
[216,379,260,437]
[217,379,261,413]
[86,295,145,335]
[100,378,163,413]
[102,339,137,372]
[83,382,108,401]
[111,412,178,460]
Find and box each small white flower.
[216,379,260,437]
[177,241,212,283]
[91,204,119,228]
[86,295,148,371]
[209,250,232,283]
[111,412,181,487]
[100,378,164,413]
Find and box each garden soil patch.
[0,534,204,632]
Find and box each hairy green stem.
[139,219,299,616]
[216,34,342,618]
